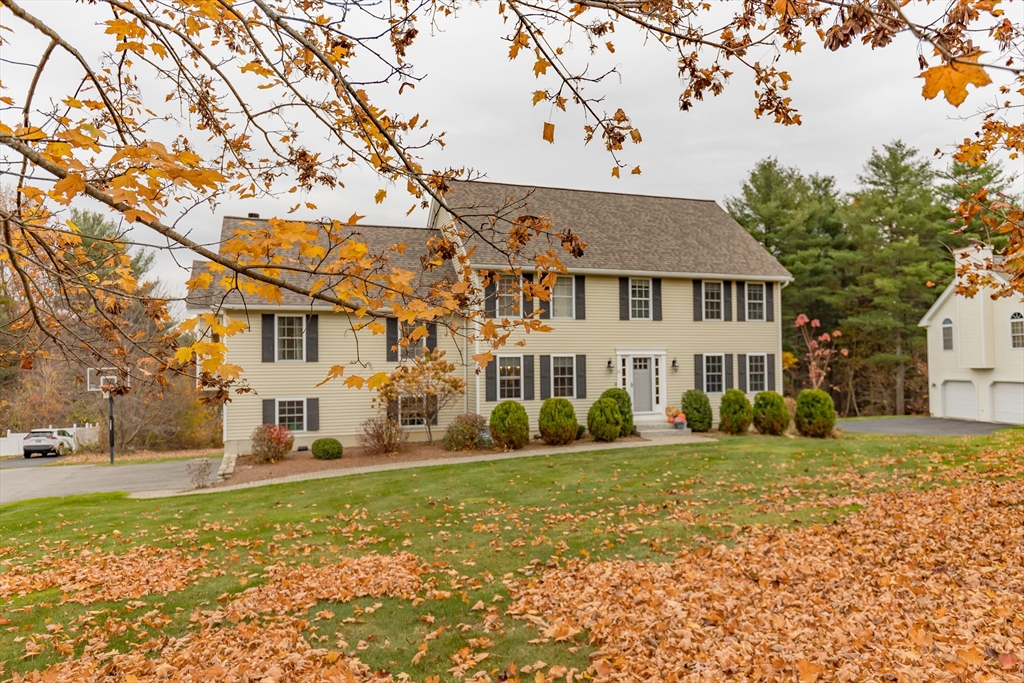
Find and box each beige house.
[188,182,792,455]
[919,245,1024,425]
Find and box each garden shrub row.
[679,387,834,438]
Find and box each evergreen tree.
[69,208,155,281]
[937,160,1016,250]
[838,141,952,415]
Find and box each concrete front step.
[636,422,692,437]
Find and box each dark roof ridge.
[450,179,720,204]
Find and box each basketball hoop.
[100,384,114,400]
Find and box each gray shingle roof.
[438,181,792,280]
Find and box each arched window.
[942,318,954,351]
[1012,312,1024,349]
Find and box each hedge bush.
[718,389,753,435]
[587,398,623,442]
[794,389,836,438]
[752,391,790,435]
[250,424,294,464]
[443,413,489,451]
[600,388,634,437]
[680,390,713,432]
[359,415,407,455]
[538,398,578,445]
[489,401,530,450]
[576,423,586,440]
[311,437,343,460]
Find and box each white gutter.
[472,264,793,282]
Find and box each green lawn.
[2,429,1021,679]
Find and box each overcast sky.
[3,1,1021,310]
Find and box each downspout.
[779,280,789,394]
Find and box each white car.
[22,429,76,458]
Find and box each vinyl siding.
[220,275,784,453]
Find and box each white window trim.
[942,318,954,352]
[703,281,724,321]
[629,277,652,321]
[550,354,576,399]
[496,274,523,319]
[550,275,576,320]
[399,321,428,361]
[746,353,767,393]
[498,354,524,400]
[275,397,307,433]
[1010,312,1024,349]
[704,353,725,394]
[746,282,766,322]
[397,394,427,429]
[275,314,306,363]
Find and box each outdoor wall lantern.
[671,358,678,372]
[606,359,614,372]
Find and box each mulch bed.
[222,435,646,487]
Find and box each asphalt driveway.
[0,455,68,469]
[840,417,1016,436]
[0,457,221,505]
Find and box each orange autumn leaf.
[919,52,992,107]
[797,658,824,682]
[543,122,555,143]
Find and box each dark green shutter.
[737,282,746,322]
[386,318,399,362]
[766,283,775,322]
[724,282,732,321]
[576,355,587,399]
[694,354,703,392]
[262,314,275,362]
[522,273,533,316]
[574,275,586,320]
[306,398,319,431]
[426,322,437,352]
[540,355,551,400]
[738,354,747,392]
[305,315,318,362]
[485,359,497,402]
[523,355,534,400]
[263,399,276,425]
[693,280,703,321]
[484,281,497,318]
[767,353,776,391]
[725,354,734,389]
[619,277,629,320]
[652,278,662,321]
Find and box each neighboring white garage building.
[920,245,1024,425]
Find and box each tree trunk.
[895,331,905,416]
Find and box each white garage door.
[943,381,978,420]
[992,382,1024,425]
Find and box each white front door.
[992,382,1024,424]
[943,381,978,420]
[630,357,654,412]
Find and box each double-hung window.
[552,355,575,398]
[704,354,724,393]
[499,356,523,399]
[747,354,766,392]
[277,399,305,431]
[496,275,521,318]
[397,395,426,426]
[1012,312,1024,349]
[277,316,305,361]
[630,278,651,320]
[746,283,765,321]
[551,276,575,319]
[704,282,723,321]
[942,318,954,351]
[399,322,426,361]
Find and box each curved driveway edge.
[840,417,1017,436]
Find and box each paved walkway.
[0,458,221,505]
[131,432,716,500]
[840,416,1015,436]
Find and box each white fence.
[0,424,100,457]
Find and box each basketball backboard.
[87,367,130,395]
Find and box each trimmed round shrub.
[576,423,586,440]
[600,388,634,437]
[311,437,343,460]
[443,413,489,451]
[587,398,623,442]
[719,389,753,435]
[538,398,578,445]
[489,401,530,450]
[680,389,713,432]
[794,389,836,438]
[752,391,790,436]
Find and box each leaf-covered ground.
[1,430,1022,682]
